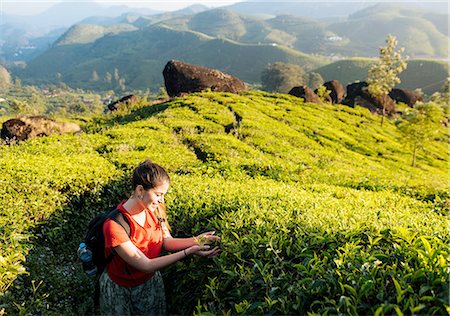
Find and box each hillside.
[18,25,327,91]
[54,23,138,46]
[330,3,449,57]
[10,3,449,92]
[313,58,449,95]
[153,6,449,57]
[0,91,448,315]
[227,1,448,19]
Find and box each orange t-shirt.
[103,201,168,287]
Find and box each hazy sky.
[1,0,448,16]
[0,0,241,15]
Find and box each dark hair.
[132,160,170,190]
[132,160,171,230]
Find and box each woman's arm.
[114,240,220,274]
[163,231,220,252]
[162,237,195,252]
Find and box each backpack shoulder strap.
[103,209,131,265]
[108,209,131,237]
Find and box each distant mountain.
[17,25,326,91]
[54,24,139,46]
[9,2,449,93]
[0,0,161,62]
[2,0,160,32]
[226,1,370,19]
[78,4,210,27]
[329,3,449,57]
[0,24,67,62]
[157,6,448,58]
[227,1,448,19]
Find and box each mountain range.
[3,1,449,93]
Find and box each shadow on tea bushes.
[0,177,132,316]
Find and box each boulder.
[1,119,31,142]
[342,81,396,115]
[315,80,346,104]
[163,60,247,97]
[107,94,138,112]
[388,88,423,107]
[343,81,368,106]
[289,86,322,104]
[1,116,81,143]
[355,92,396,115]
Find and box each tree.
[113,68,120,82]
[0,65,12,92]
[105,72,112,83]
[8,99,31,115]
[396,102,443,167]
[117,78,126,91]
[261,62,307,93]
[307,72,324,90]
[315,85,331,103]
[367,34,408,126]
[91,70,100,82]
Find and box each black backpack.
[84,207,131,275]
[83,207,131,312]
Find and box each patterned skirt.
[99,271,166,316]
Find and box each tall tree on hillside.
[91,70,100,82]
[307,72,324,90]
[430,77,450,119]
[367,34,408,126]
[114,68,120,82]
[261,62,307,93]
[0,65,12,92]
[395,102,443,167]
[105,72,112,84]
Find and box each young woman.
[100,159,220,315]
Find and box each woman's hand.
[186,244,221,258]
[194,231,221,246]
[183,231,221,258]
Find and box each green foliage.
[315,85,331,103]
[314,59,448,96]
[306,71,324,90]
[261,62,308,93]
[0,65,12,92]
[17,25,327,92]
[0,91,448,315]
[367,35,408,98]
[395,101,445,167]
[1,85,128,117]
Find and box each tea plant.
[0,91,448,315]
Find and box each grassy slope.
[0,91,448,315]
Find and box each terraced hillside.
[0,91,448,315]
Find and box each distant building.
[325,35,343,41]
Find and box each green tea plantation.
[0,91,448,315]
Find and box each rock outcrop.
[1,116,81,143]
[388,88,423,107]
[163,60,247,97]
[343,81,396,115]
[289,86,322,104]
[107,94,138,112]
[321,80,346,104]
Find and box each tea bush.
[0,91,448,315]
